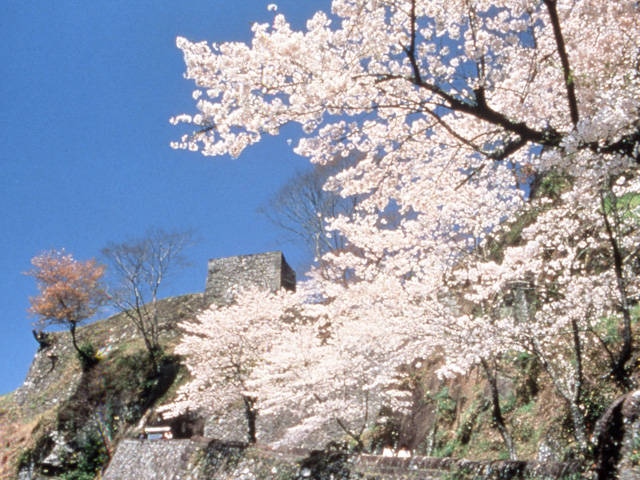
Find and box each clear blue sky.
[1,0,328,395]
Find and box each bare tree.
[102,228,194,368]
[260,155,361,271]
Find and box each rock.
[537,430,563,463]
[41,431,72,469]
[593,389,640,480]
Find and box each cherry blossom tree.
[172,0,638,177]
[248,277,419,449]
[170,0,640,453]
[26,250,108,365]
[161,286,302,443]
[165,280,416,449]
[170,0,639,319]
[446,171,640,452]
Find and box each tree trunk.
[533,336,589,454]
[242,395,257,444]
[70,321,98,369]
[600,189,634,389]
[69,322,82,357]
[481,359,517,460]
[570,318,588,452]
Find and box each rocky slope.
[1,293,203,479]
[1,289,638,479]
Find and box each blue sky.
[1,0,328,394]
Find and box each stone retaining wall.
[103,439,583,480]
[103,439,201,480]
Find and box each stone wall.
[103,439,201,480]
[204,251,296,306]
[102,439,583,480]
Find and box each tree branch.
[543,0,579,126]
[402,0,422,85]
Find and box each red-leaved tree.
[27,250,108,365]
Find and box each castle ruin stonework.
[204,251,296,306]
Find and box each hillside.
[0,293,204,479]
[1,252,639,479]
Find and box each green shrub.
[77,342,100,371]
[59,427,109,480]
[433,387,458,424]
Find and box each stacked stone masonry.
[102,440,583,480]
[204,251,296,306]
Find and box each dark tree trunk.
[481,359,517,460]
[69,322,82,357]
[600,188,634,390]
[243,395,257,444]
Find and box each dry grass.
[0,395,37,479]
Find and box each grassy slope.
[0,293,203,478]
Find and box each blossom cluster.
[168,0,640,449]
